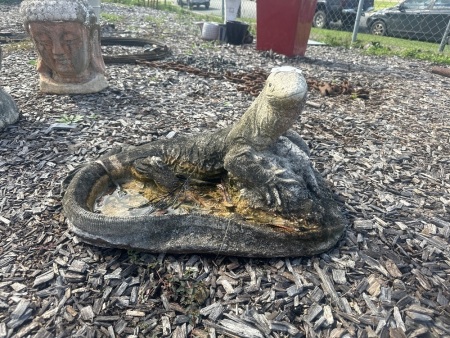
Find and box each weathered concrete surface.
[0,47,19,131]
[63,67,346,257]
[20,0,108,94]
[0,89,19,131]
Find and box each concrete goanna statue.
[63,67,346,257]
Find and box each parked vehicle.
[366,0,450,42]
[313,0,374,28]
[177,0,210,9]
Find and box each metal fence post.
[88,0,101,19]
[222,0,225,22]
[351,0,365,43]
[438,17,450,52]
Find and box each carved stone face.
[21,0,107,94]
[29,21,90,81]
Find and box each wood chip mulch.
[1,2,449,337]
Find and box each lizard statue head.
[264,66,307,112]
[225,66,308,150]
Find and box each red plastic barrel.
[256,0,317,57]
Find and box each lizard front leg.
[283,129,310,156]
[224,143,319,215]
[134,156,182,192]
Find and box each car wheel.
[313,10,328,28]
[370,20,387,36]
[204,2,210,9]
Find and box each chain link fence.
[206,0,450,50]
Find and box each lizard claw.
[265,172,298,185]
[272,168,287,176]
[272,187,282,206]
[262,167,320,214]
[262,186,283,206]
[278,177,299,185]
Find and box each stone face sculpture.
[0,46,19,131]
[63,67,346,257]
[20,0,108,94]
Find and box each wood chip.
[384,258,403,278]
[172,324,187,338]
[1,3,449,337]
[7,299,31,329]
[218,319,264,338]
[332,269,347,284]
[80,306,94,321]
[323,305,334,326]
[406,311,433,322]
[314,262,345,311]
[0,215,11,225]
[32,270,55,287]
[125,310,145,317]
[305,303,323,322]
[354,219,374,230]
